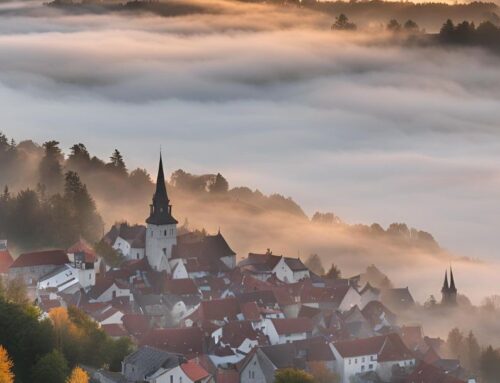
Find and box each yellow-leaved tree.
[0,346,14,383]
[66,366,89,383]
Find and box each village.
[0,155,474,383]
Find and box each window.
[361,366,365,372]
[369,364,373,370]
[355,358,358,364]
[362,357,365,363]
[164,230,167,236]
[170,376,173,383]
[179,377,182,383]
[348,359,351,365]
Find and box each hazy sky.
[1,1,500,262]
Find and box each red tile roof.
[198,297,241,322]
[165,278,200,296]
[333,334,414,362]
[0,249,14,273]
[10,249,69,268]
[140,327,205,356]
[405,362,466,383]
[240,302,261,321]
[122,314,151,337]
[271,318,313,335]
[67,238,96,263]
[220,321,262,348]
[180,359,210,382]
[101,323,128,338]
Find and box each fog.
[1,0,500,307]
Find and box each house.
[260,317,313,345]
[147,358,212,383]
[0,240,13,275]
[359,283,381,309]
[239,340,334,383]
[184,297,242,326]
[239,344,305,383]
[88,277,132,303]
[106,223,147,261]
[381,288,415,312]
[331,333,416,383]
[211,320,267,356]
[9,249,69,285]
[122,345,185,382]
[170,231,237,275]
[238,252,310,283]
[37,264,82,293]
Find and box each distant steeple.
[441,270,449,294]
[449,267,457,293]
[146,154,178,226]
[441,267,458,306]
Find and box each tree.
[439,19,455,42]
[461,331,480,373]
[4,277,28,306]
[0,346,14,383]
[480,346,500,383]
[108,150,127,177]
[325,264,341,280]
[208,173,229,194]
[94,240,123,268]
[0,297,54,382]
[305,254,325,276]
[387,19,401,32]
[446,328,464,359]
[31,350,69,383]
[39,141,63,194]
[331,14,357,31]
[63,171,103,243]
[66,367,88,383]
[404,19,419,32]
[274,368,314,383]
[309,362,340,383]
[67,144,91,173]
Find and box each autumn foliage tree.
[274,368,315,383]
[0,346,14,383]
[66,367,89,383]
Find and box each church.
[441,267,458,306]
[106,154,237,277]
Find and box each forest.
[0,131,440,258]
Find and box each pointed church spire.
[441,270,449,293]
[146,154,178,226]
[449,267,457,293]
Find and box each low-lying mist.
[0,0,500,326]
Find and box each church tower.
[441,267,458,306]
[145,154,178,272]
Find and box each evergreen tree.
[325,264,342,279]
[480,346,500,383]
[446,328,464,359]
[462,331,481,373]
[305,254,325,275]
[39,141,63,194]
[208,173,229,194]
[108,150,127,177]
[31,350,69,383]
[387,19,401,32]
[67,144,91,173]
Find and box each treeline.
[0,285,131,383]
[311,212,440,251]
[438,19,500,50]
[446,327,500,383]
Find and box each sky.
[1,0,500,265]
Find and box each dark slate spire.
[449,267,457,293]
[146,154,178,226]
[441,270,449,294]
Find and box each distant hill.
[0,132,450,274]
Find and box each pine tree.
[108,149,127,176]
[39,141,64,194]
[0,346,14,383]
[66,367,88,383]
